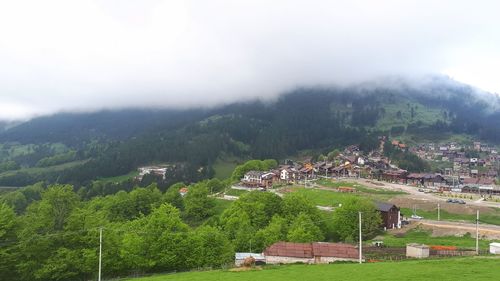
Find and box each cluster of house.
[239,140,500,194]
[235,242,360,266]
[407,140,499,193]
[240,145,396,188]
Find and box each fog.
[0,0,499,120]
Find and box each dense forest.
[0,76,499,187]
[0,178,381,281]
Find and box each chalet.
[331,164,351,177]
[264,242,359,264]
[406,173,445,187]
[381,170,407,183]
[278,166,300,183]
[242,171,276,188]
[375,202,401,229]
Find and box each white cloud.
[0,0,499,120]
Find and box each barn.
[263,242,359,264]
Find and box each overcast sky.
[0,0,499,120]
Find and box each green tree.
[231,159,277,182]
[129,184,163,217]
[206,178,225,194]
[287,212,324,242]
[332,197,381,241]
[190,226,234,268]
[327,149,341,161]
[254,215,288,251]
[0,191,27,214]
[163,183,184,210]
[184,183,215,222]
[37,184,80,231]
[0,203,17,280]
[220,210,256,252]
[120,203,190,273]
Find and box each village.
[237,138,500,195]
[228,139,500,267]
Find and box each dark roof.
[376,202,399,212]
[245,170,265,177]
[264,242,358,259]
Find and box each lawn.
[125,257,500,281]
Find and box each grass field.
[376,101,446,131]
[401,207,500,226]
[213,158,240,180]
[315,179,406,195]
[125,257,500,281]
[289,187,356,206]
[0,159,88,178]
[289,180,405,207]
[224,188,249,196]
[213,198,233,216]
[94,170,139,184]
[374,228,497,250]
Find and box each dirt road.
[414,219,500,239]
[351,178,500,209]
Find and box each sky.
[0,0,499,121]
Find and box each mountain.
[0,76,499,187]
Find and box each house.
[280,169,290,181]
[381,170,407,183]
[235,253,266,266]
[264,242,359,264]
[137,166,168,181]
[406,173,444,187]
[242,171,275,187]
[376,202,401,229]
[357,157,365,166]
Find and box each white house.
[357,157,365,166]
[280,169,289,181]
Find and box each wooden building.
[375,202,401,229]
[264,242,359,264]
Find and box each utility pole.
[476,210,480,255]
[437,203,440,221]
[98,227,103,281]
[359,212,362,264]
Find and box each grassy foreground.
[125,257,500,281]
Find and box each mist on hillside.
[0,1,499,120]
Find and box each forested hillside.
[0,77,499,187]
